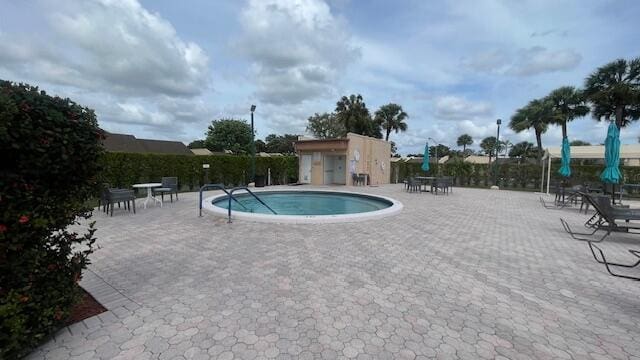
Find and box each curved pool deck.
[202,188,403,223]
[28,185,640,360]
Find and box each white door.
[323,155,334,184]
[301,155,312,183]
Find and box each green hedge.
[391,160,640,191]
[1,81,101,358]
[99,153,298,191]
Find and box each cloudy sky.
[1,0,639,154]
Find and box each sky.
[1,0,639,155]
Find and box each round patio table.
[132,183,163,209]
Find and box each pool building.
[294,133,391,186]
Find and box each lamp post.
[250,105,256,183]
[493,119,502,186]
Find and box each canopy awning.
[543,144,640,160]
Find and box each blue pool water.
[212,191,393,215]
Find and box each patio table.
[132,183,163,209]
[415,176,436,192]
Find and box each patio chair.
[99,183,132,211]
[561,193,640,280]
[560,193,640,243]
[588,245,640,280]
[539,184,586,210]
[406,177,421,193]
[431,177,450,195]
[152,177,179,202]
[101,186,136,216]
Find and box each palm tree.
[509,141,535,162]
[335,94,381,138]
[456,134,473,153]
[584,57,640,129]
[545,86,590,139]
[480,136,498,163]
[509,98,553,165]
[374,103,408,141]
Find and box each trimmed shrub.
[98,153,298,190]
[0,81,102,358]
[391,160,640,191]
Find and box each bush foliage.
[391,159,640,190]
[0,81,102,358]
[99,153,298,190]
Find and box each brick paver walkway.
[29,186,640,359]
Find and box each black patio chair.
[588,245,640,280]
[100,185,136,217]
[540,184,586,209]
[152,177,179,202]
[406,177,421,193]
[431,177,450,195]
[560,193,640,243]
[560,193,640,280]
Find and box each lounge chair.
[152,177,179,202]
[588,245,640,280]
[560,193,640,243]
[561,193,640,280]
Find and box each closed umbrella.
[558,137,571,177]
[421,142,430,172]
[600,122,622,184]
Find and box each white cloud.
[463,46,581,77]
[433,96,493,120]
[236,0,359,105]
[0,0,213,137]
[48,0,210,97]
[509,47,582,76]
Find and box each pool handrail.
[227,187,277,223]
[199,183,248,217]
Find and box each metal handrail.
[199,183,247,217]
[227,187,277,223]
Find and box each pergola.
[541,144,640,193]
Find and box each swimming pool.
[202,189,402,223]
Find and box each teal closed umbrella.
[421,142,430,172]
[600,122,622,184]
[558,137,571,177]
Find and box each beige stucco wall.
[296,134,391,186]
[346,133,391,186]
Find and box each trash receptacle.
[255,175,266,187]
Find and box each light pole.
[250,105,256,183]
[493,119,501,186]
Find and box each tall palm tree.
[509,141,536,161]
[374,103,409,141]
[456,134,473,153]
[480,136,498,164]
[584,57,640,129]
[545,86,590,139]
[509,98,553,165]
[335,94,382,138]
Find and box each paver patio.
[28,185,640,359]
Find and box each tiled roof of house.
[102,132,192,155]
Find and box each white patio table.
[132,183,163,209]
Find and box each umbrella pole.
[546,156,552,194]
[540,158,545,193]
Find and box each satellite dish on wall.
[353,149,360,161]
